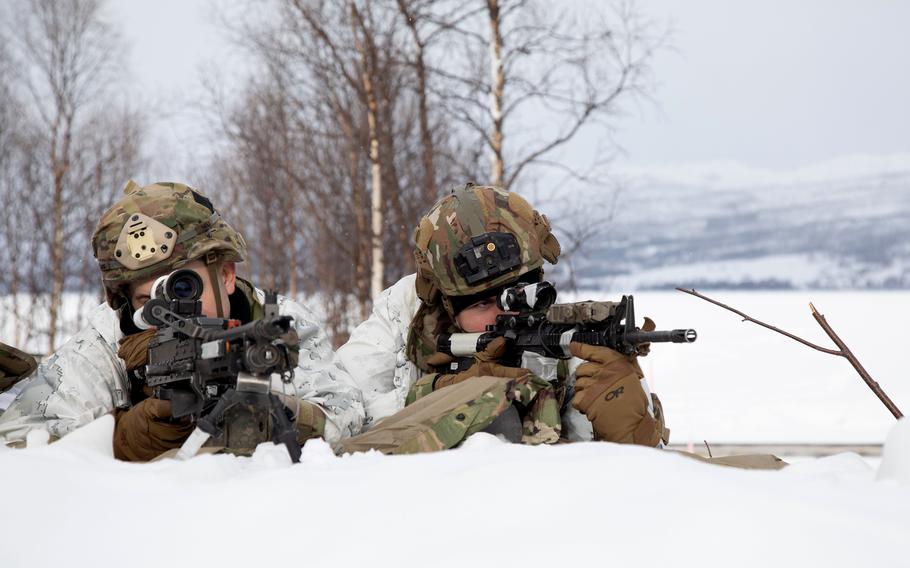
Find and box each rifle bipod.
[176,379,302,463]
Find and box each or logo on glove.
[605,385,625,401]
[569,341,665,447]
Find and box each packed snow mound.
[1,433,908,568]
[49,413,114,457]
[878,418,910,484]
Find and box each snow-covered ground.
[568,289,908,445]
[2,290,909,568]
[1,415,908,568]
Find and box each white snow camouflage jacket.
[335,274,660,441]
[0,288,365,446]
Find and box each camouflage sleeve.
[406,373,438,405]
[0,327,127,445]
[276,295,365,444]
[334,274,421,427]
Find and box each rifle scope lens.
[162,269,204,302]
[172,278,196,299]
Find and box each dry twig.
[677,288,903,420]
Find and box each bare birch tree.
[425,0,664,191]
[0,40,32,346]
[209,0,663,342]
[3,0,145,350]
[349,1,386,301]
[209,0,463,342]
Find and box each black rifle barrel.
[439,326,697,358]
[621,329,697,344]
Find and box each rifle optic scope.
[498,281,557,312]
[135,269,205,330]
[151,269,204,303]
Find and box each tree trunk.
[352,1,386,301]
[487,0,505,188]
[337,103,371,320]
[415,41,436,203]
[48,112,71,351]
[397,0,437,204]
[367,102,384,301]
[9,224,21,346]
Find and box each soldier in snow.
[0,181,364,460]
[338,183,669,453]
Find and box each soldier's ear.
[221,261,237,295]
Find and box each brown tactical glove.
[570,342,667,447]
[408,337,531,403]
[118,328,156,371]
[113,398,194,462]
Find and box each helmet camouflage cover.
[92,180,247,309]
[413,183,561,309]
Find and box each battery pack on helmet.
[453,231,522,284]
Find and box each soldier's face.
[129,260,237,318]
[455,297,505,332]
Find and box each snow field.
[0,416,908,568]
[3,286,909,567]
[560,290,910,445]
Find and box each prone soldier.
[338,183,670,453]
[0,181,364,460]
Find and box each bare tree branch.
[678,288,904,420]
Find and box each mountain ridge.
[561,156,910,290]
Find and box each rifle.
[135,269,302,462]
[436,281,697,373]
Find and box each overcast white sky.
[621,0,910,170]
[105,0,910,179]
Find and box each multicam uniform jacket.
[336,273,612,441]
[0,283,364,446]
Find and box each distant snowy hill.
[565,155,910,290]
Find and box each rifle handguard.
[437,293,696,361]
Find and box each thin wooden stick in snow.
[677,288,903,420]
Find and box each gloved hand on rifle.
[569,317,669,447]
[113,398,194,461]
[112,330,193,461]
[407,337,531,404]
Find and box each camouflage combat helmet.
[413,183,561,314]
[92,180,247,309]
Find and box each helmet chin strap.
[205,253,226,319]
